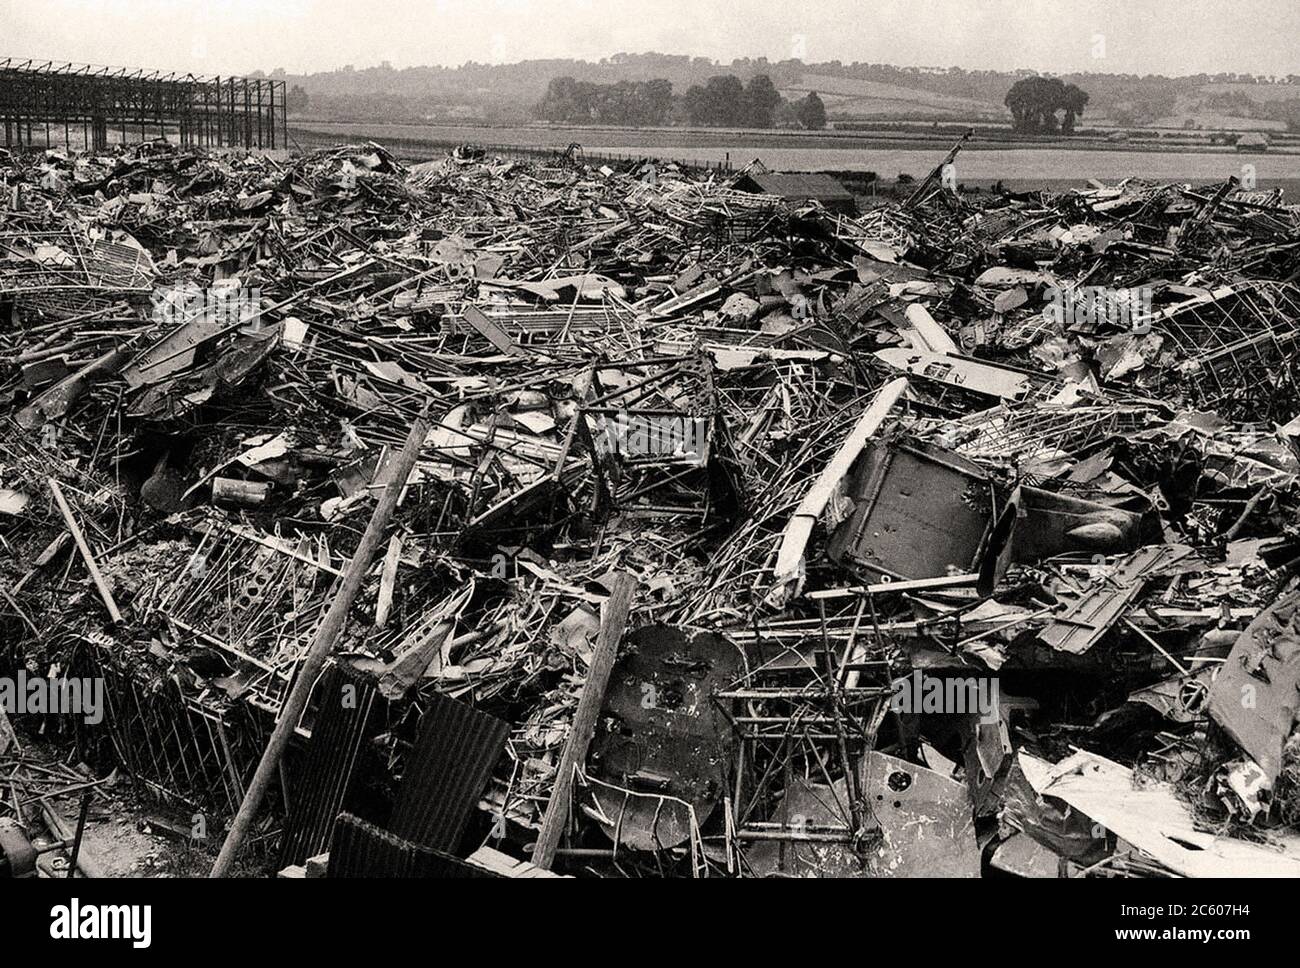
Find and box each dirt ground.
[3,737,231,878]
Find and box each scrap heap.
[2,137,1299,878]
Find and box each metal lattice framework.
[77,642,271,815]
[0,57,286,151]
[718,606,894,873]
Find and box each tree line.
[270,54,1294,129]
[537,74,826,129]
[537,77,675,125]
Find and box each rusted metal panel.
[828,435,992,580]
[587,624,742,851]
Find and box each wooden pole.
[48,478,122,624]
[210,405,430,877]
[531,571,635,869]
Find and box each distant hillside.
[257,54,1300,131]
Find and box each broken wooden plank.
[374,534,403,629]
[47,478,122,624]
[531,570,636,869]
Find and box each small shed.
[732,171,857,213]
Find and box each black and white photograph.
[0,0,1293,945]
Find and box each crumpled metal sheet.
[1208,588,1300,783]
[1020,749,1300,877]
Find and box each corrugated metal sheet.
[278,663,378,868]
[388,693,508,852]
[1038,544,1192,655]
[327,812,498,878]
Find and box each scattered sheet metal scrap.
[3,137,1300,878]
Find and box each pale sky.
[4,0,1298,78]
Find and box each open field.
[291,120,1300,192]
[291,119,1300,154]
[779,72,1003,119]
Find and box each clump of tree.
[796,92,827,129]
[682,75,741,125]
[537,76,674,125]
[1004,76,1090,133]
[683,74,785,128]
[775,91,828,129]
[742,75,782,127]
[534,71,828,130]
